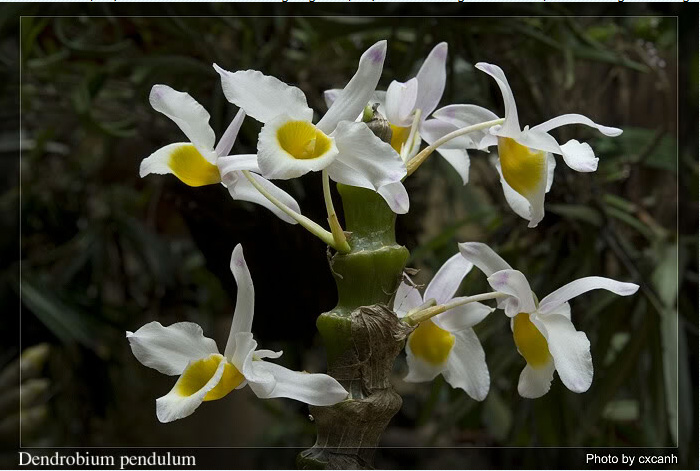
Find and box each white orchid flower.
[325,43,496,186]
[214,41,410,214]
[472,62,623,227]
[393,254,494,401]
[139,85,301,224]
[459,242,639,398]
[127,244,348,423]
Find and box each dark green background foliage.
[2,3,697,469]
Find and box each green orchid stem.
[241,170,346,252]
[405,117,505,176]
[316,183,409,363]
[321,169,351,253]
[403,291,508,326]
[300,183,409,470]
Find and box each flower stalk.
[405,117,504,176]
[241,170,346,251]
[322,169,351,253]
[403,291,508,326]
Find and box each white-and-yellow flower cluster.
[139,42,623,238]
[134,40,634,415]
[399,242,638,400]
[325,43,497,186]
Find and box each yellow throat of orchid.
[276,120,333,160]
[497,137,546,197]
[389,124,411,154]
[408,319,455,366]
[168,144,221,187]
[175,353,245,401]
[512,313,551,367]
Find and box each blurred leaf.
[659,308,681,446]
[481,390,512,442]
[20,17,49,63]
[604,206,656,242]
[603,332,630,366]
[548,204,602,226]
[603,399,640,421]
[651,243,689,447]
[19,277,102,353]
[652,243,679,307]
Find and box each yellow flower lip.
[389,124,411,154]
[512,313,551,367]
[168,144,221,187]
[175,353,245,401]
[409,319,455,366]
[276,120,333,160]
[497,137,546,196]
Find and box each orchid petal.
[323,89,342,109]
[517,361,555,399]
[420,117,474,150]
[377,181,410,214]
[496,137,550,227]
[493,156,532,221]
[559,139,599,172]
[513,129,562,155]
[420,119,472,184]
[385,78,418,126]
[149,85,216,158]
[414,42,448,118]
[228,332,273,399]
[247,361,348,406]
[432,104,500,129]
[140,143,220,187]
[224,244,255,359]
[255,349,283,360]
[538,277,639,316]
[214,109,246,157]
[155,354,227,423]
[393,282,423,317]
[432,104,499,149]
[475,62,520,137]
[458,242,512,277]
[487,269,537,316]
[438,148,471,185]
[537,314,592,393]
[433,302,493,332]
[221,171,301,225]
[424,253,474,305]
[442,329,490,401]
[478,133,498,150]
[217,154,260,174]
[214,65,313,124]
[529,113,622,137]
[548,301,571,320]
[126,321,219,376]
[328,121,406,190]
[491,154,555,223]
[317,40,387,134]
[404,341,444,383]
